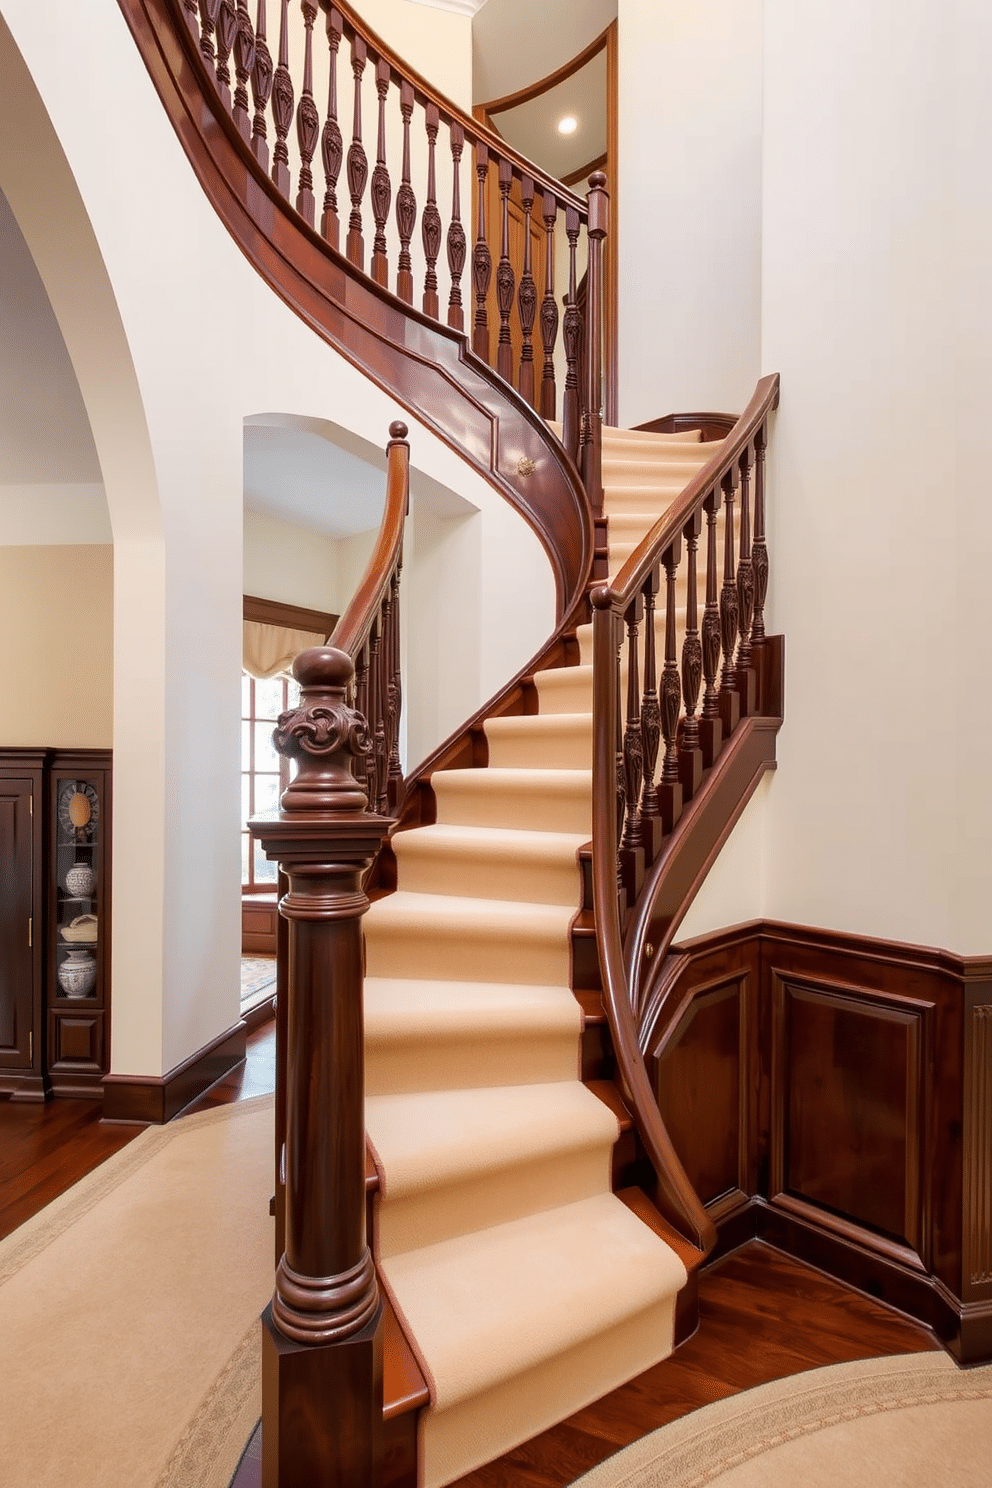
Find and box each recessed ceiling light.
[557,116,578,136]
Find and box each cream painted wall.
[358,0,473,108]
[1,483,111,544]
[0,546,113,748]
[243,509,343,615]
[616,0,763,424]
[473,0,616,105]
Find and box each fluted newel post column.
[582,171,608,516]
[250,647,388,1488]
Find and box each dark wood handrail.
[331,421,408,658]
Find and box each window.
[240,672,300,891]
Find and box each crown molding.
[404,0,488,16]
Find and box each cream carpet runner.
[571,1352,992,1488]
[363,426,721,1488]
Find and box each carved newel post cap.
[388,420,409,443]
[275,646,372,815]
[588,170,608,191]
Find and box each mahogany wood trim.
[331,425,407,656]
[634,412,737,443]
[476,24,616,119]
[561,152,608,190]
[102,1020,247,1123]
[120,0,594,624]
[244,593,338,636]
[242,995,277,1034]
[604,20,619,428]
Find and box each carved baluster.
[679,511,704,800]
[387,564,403,805]
[319,7,343,247]
[365,619,380,800]
[290,3,319,225]
[183,0,200,39]
[582,174,609,515]
[355,642,370,756]
[495,159,515,382]
[735,444,756,715]
[345,36,368,268]
[198,0,219,70]
[421,104,442,318]
[638,570,663,863]
[561,205,582,460]
[270,0,294,198]
[215,0,236,112]
[250,0,273,170]
[370,59,392,287]
[473,142,492,364]
[751,421,769,685]
[659,542,684,833]
[539,190,558,420]
[699,487,724,767]
[614,631,627,895]
[517,174,537,407]
[446,123,466,331]
[719,469,741,736]
[232,1,255,141]
[396,81,417,303]
[620,599,643,858]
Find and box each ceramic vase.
[65,863,95,898]
[58,949,97,999]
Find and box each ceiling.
[490,47,607,186]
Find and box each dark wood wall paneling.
[648,921,992,1364]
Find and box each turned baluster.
[561,206,582,461]
[735,445,756,715]
[198,0,219,70]
[718,469,741,736]
[421,104,442,318]
[319,7,343,246]
[658,542,684,833]
[232,1,255,142]
[751,422,769,697]
[620,599,643,856]
[215,0,236,111]
[582,173,609,515]
[614,630,627,895]
[365,619,381,801]
[346,36,368,269]
[679,510,704,800]
[373,616,389,815]
[294,3,320,225]
[395,82,417,304]
[472,142,492,364]
[638,570,663,863]
[387,564,403,806]
[446,124,467,331]
[182,0,199,39]
[249,649,387,1488]
[516,175,537,407]
[699,487,724,767]
[495,159,515,383]
[370,59,392,287]
[270,0,294,198]
[539,190,558,420]
[250,0,273,170]
[355,642,370,749]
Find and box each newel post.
[249,647,388,1488]
[582,171,609,516]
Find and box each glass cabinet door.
[53,777,101,1001]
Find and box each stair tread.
[380,1192,688,1411]
[393,821,589,857]
[367,889,576,934]
[365,977,582,1036]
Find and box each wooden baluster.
[370,59,391,287]
[614,629,627,896]
[183,0,200,39]
[355,641,370,770]
[582,174,609,515]
[294,3,320,225]
[232,1,255,142]
[495,159,515,382]
[250,649,386,1488]
[250,0,273,170]
[396,82,417,304]
[215,0,236,112]
[473,142,492,364]
[387,564,403,806]
[373,614,389,814]
[638,569,663,863]
[719,469,741,736]
[751,421,769,707]
[365,618,380,801]
[345,36,368,268]
[198,0,219,70]
[561,205,581,461]
[422,104,442,318]
[658,542,684,833]
[446,123,466,331]
[319,7,343,247]
[539,190,558,420]
[517,174,537,407]
[699,487,724,767]
[679,511,704,800]
[735,445,757,716]
[270,0,294,198]
[620,598,643,855]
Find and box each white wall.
[616,0,763,424]
[243,509,343,615]
[1,0,555,1078]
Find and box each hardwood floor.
[1,1014,939,1488]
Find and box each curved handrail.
[589,372,781,1252]
[331,421,408,657]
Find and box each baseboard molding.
[102,1020,247,1124]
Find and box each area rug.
[240,955,277,1010]
[571,1352,992,1488]
[0,1095,274,1488]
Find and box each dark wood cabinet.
[0,749,111,1100]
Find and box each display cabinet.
[0,750,46,1099]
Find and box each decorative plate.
[58,781,100,838]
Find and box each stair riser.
[394,848,582,907]
[485,723,592,770]
[366,1031,580,1097]
[432,777,592,836]
[365,922,571,986]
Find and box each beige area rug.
[240,955,276,1010]
[0,1096,273,1488]
[572,1352,992,1488]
